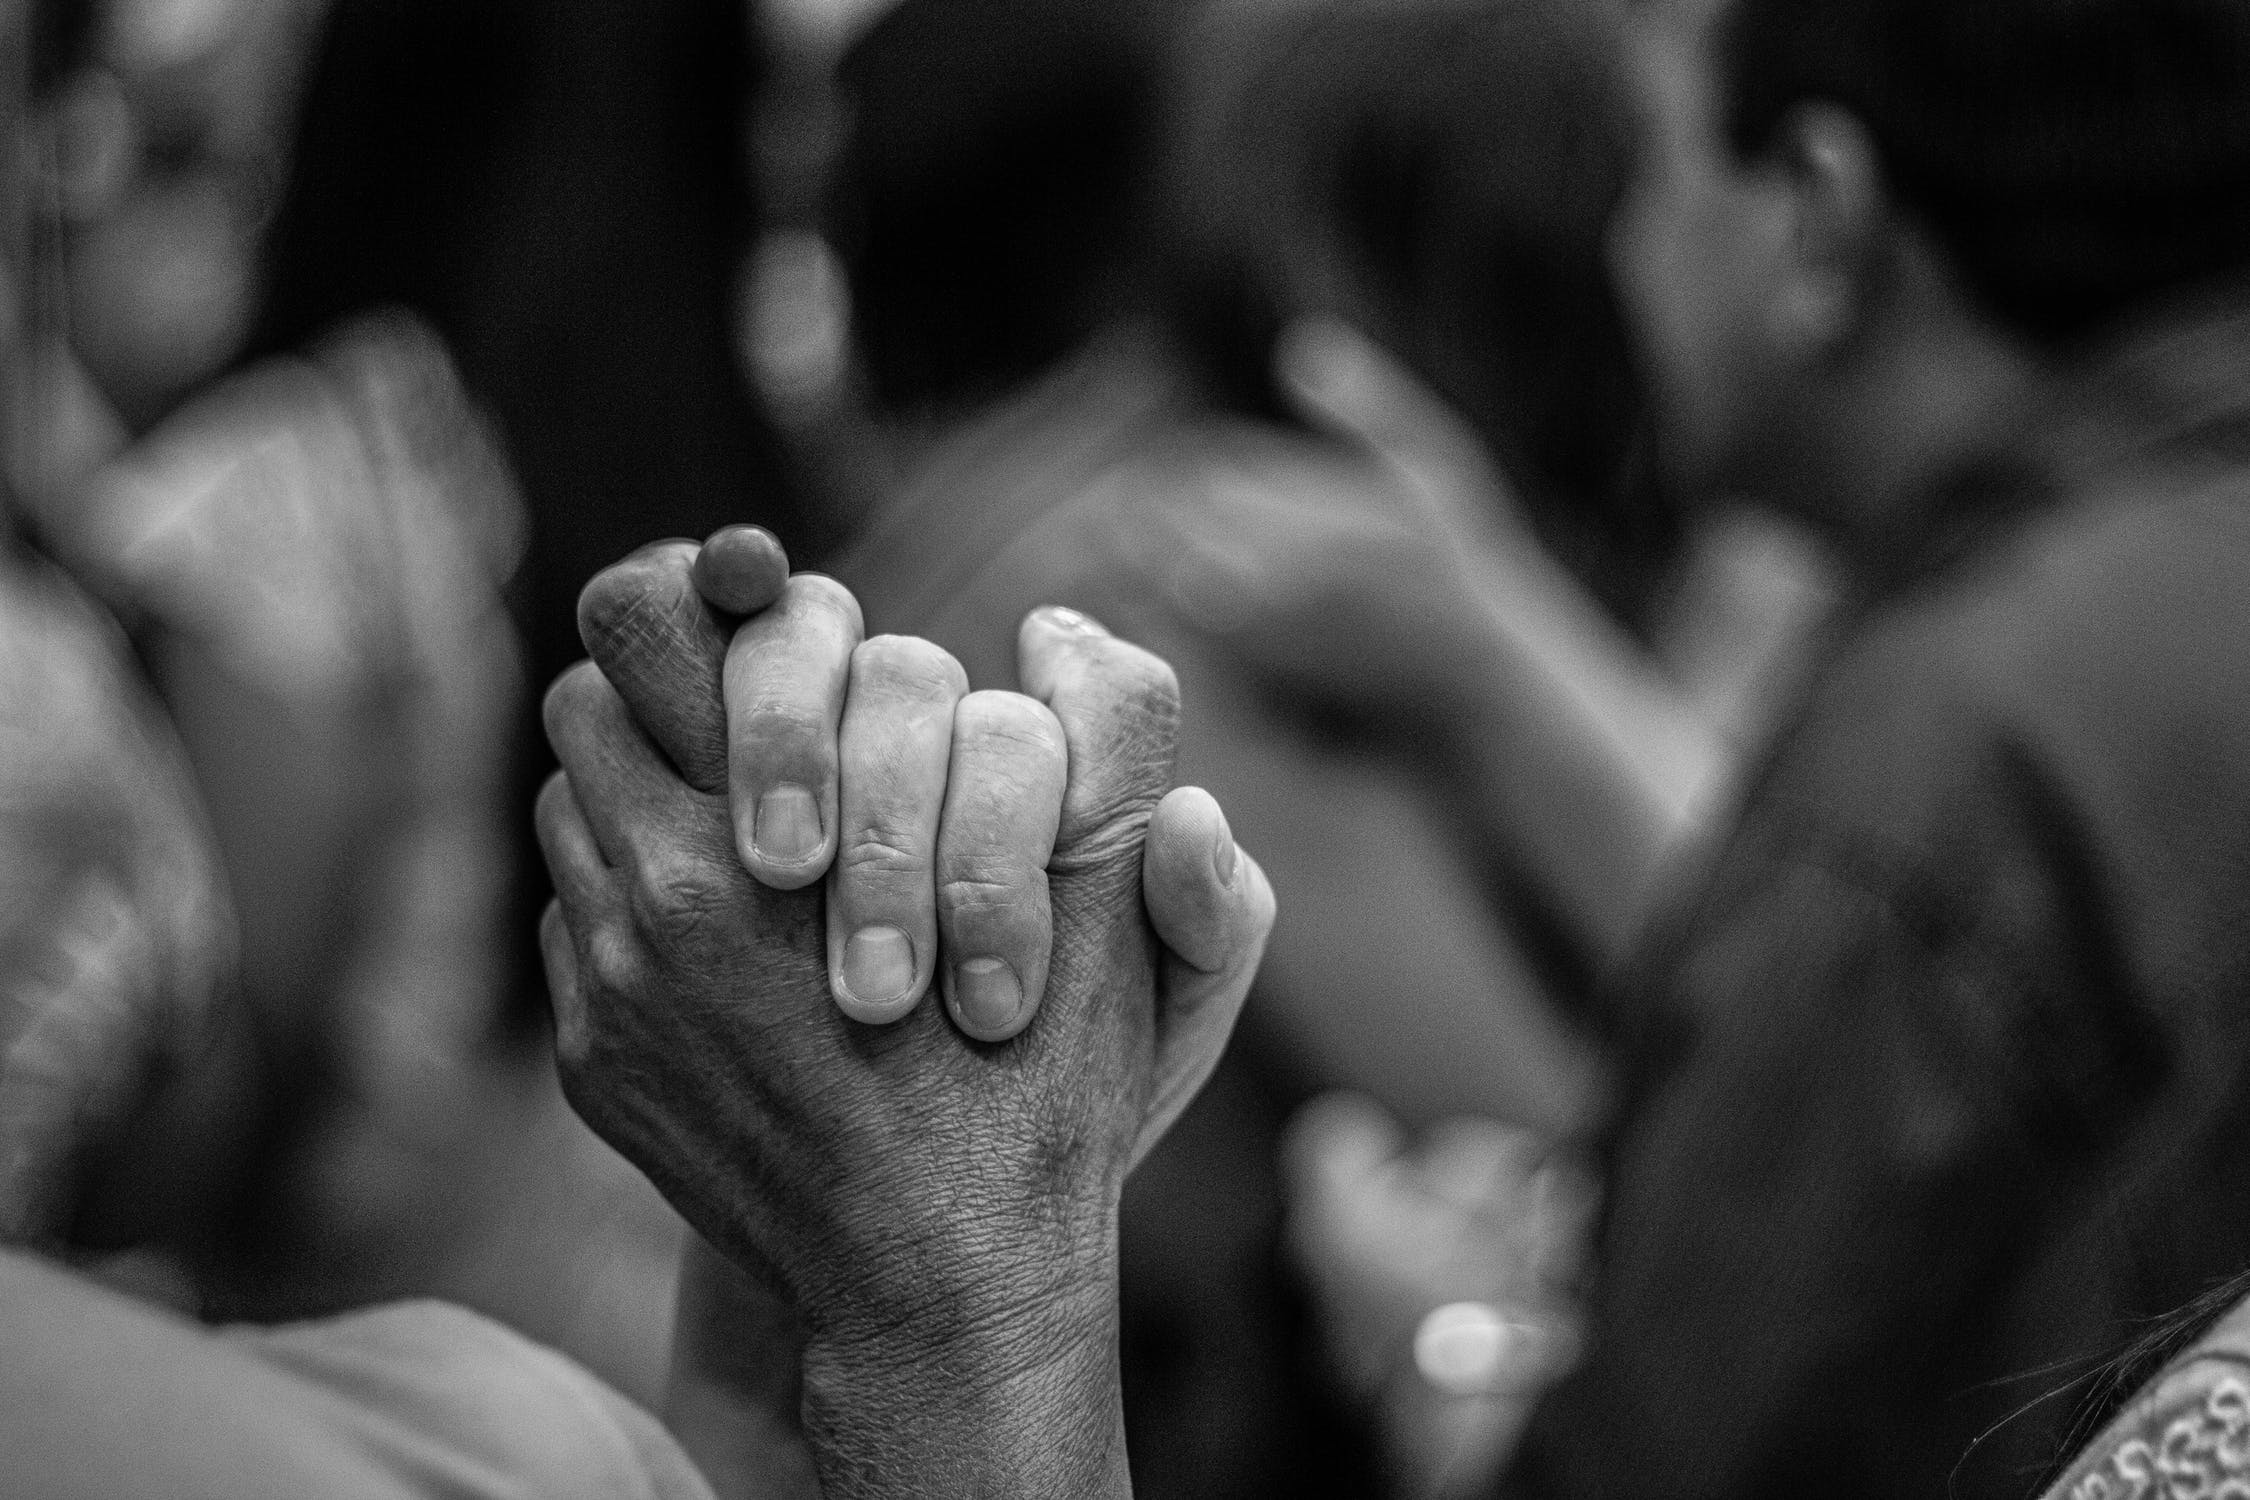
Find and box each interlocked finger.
[723,574,865,889]
[826,635,970,1024]
[577,539,741,792]
[540,899,588,1061]
[1014,607,1181,864]
[535,768,616,914]
[543,661,690,866]
[935,691,1069,1041]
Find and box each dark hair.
[831,0,1190,417]
[1315,1,1645,524]
[1159,0,1667,618]
[1718,0,2250,342]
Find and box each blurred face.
[1606,0,1803,503]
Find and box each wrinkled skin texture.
[537,538,1273,1496]
[544,555,1175,1342]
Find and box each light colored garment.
[0,1245,713,1500]
[0,319,709,1496]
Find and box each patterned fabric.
[2063,1371,2250,1500]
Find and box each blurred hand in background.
[1284,1091,1598,1500]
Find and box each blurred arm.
[1431,538,1729,971]
[1171,632,1607,1132]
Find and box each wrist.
[798,1238,1130,1499]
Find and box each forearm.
[797,1254,1133,1500]
[1433,548,1726,968]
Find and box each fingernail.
[1036,606,1106,636]
[754,785,822,866]
[842,926,917,1006]
[1213,829,1238,888]
[954,957,1024,1034]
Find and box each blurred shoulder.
[1751,475,2250,834]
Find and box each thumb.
[1134,786,1276,1170]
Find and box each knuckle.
[853,635,968,702]
[957,691,1066,757]
[836,821,931,879]
[939,865,1040,919]
[582,922,644,1006]
[739,699,832,755]
[631,846,738,944]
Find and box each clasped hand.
[534,528,1273,1390]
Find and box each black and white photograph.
[4,1,2249,1496]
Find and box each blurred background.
[0,0,1835,1495]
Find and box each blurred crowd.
[6,0,2250,1497]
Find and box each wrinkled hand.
[535,530,1272,1492]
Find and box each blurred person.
[0,494,1265,1494]
[1132,0,1840,968]
[20,0,327,439]
[252,0,815,701]
[1448,0,2250,1494]
[1,8,712,1492]
[828,4,1837,1486]
[533,530,2249,1500]
[828,0,1650,1149]
[10,0,702,1413]
[248,0,824,1097]
[915,0,2250,1493]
